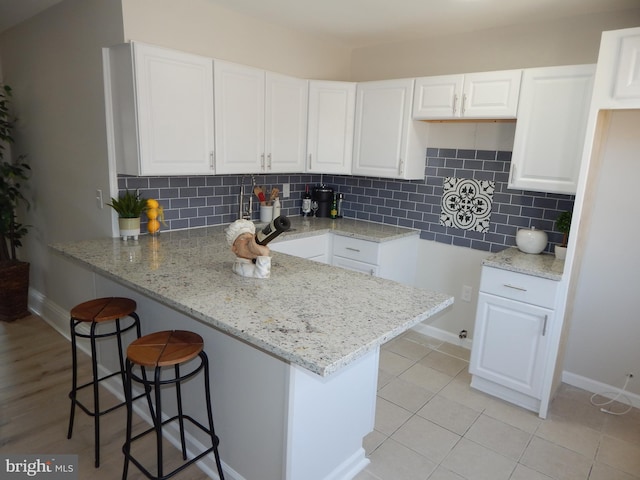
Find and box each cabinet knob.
[542,314,548,336]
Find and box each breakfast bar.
[51,221,453,480]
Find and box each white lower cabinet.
[272,231,418,285]
[470,266,559,414]
[270,234,329,264]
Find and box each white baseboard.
[411,323,473,350]
[562,371,639,409]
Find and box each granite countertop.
[51,219,451,377]
[482,247,565,281]
[267,216,421,243]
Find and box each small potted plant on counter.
[107,189,147,241]
[0,84,31,321]
[554,210,572,259]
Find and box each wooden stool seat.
[70,297,137,323]
[127,330,203,367]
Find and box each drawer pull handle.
[346,247,361,252]
[503,283,527,292]
[542,314,548,336]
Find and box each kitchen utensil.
[254,186,266,205]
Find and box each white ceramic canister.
[515,227,548,254]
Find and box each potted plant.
[107,189,147,241]
[0,84,31,321]
[554,210,572,259]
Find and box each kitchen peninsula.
[51,218,453,480]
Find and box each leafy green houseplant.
[0,84,31,321]
[554,210,572,259]
[107,189,148,218]
[107,190,147,241]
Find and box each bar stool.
[67,297,148,468]
[122,330,225,480]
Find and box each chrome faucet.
[239,175,255,220]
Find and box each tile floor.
[356,330,640,480]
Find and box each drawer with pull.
[332,235,379,264]
[480,266,558,309]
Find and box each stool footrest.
[123,415,220,480]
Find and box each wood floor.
[0,314,213,479]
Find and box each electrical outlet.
[282,183,290,198]
[462,285,472,302]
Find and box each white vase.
[554,245,567,260]
[515,227,548,254]
[118,217,140,241]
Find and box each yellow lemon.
[147,219,160,234]
[147,198,159,209]
[146,208,158,220]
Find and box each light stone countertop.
[51,219,451,377]
[483,247,565,281]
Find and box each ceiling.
[0,0,638,47]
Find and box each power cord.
[590,374,633,416]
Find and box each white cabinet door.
[413,70,521,119]
[595,27,640,108]
[412,75,464,119]
[353,79,428,180]
[213,60,265,174]
[265,73,308,173]
[214,62,307,174]
[306,81,356,175]
[509,65,595,194]
[470,292,552,398]
[108,42,215,176]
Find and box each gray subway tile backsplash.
[118,147,573,253]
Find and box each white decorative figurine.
[225,219,271,278]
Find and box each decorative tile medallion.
[440,177,495,232]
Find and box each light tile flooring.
[2,316,639,479]
[356,330,640,480]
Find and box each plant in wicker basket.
[0,84,31,321]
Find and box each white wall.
[0,0,124,301]
[350,10,640,81]
[563,109,640,398]
[121,0,352,80]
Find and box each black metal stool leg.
[67,318,79,440]
[154,366,164,479]
[90,321,101,468]
[175,363,188,460]
[202,352,225,480]
[122,358,133,480]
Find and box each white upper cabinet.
[306,80,356,175]
[413,70,522,120]
[593,27,640,109]
[352,79,428,180]
[509,64,595,195]
[107,42,215,176]
[214,60,307,175]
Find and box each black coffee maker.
[312,184,333,217]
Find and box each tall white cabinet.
[306,81,356,175]
[508,65,595,194]
[352,79,428,180]
[213,60,308,174]
[107,42,215,175]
